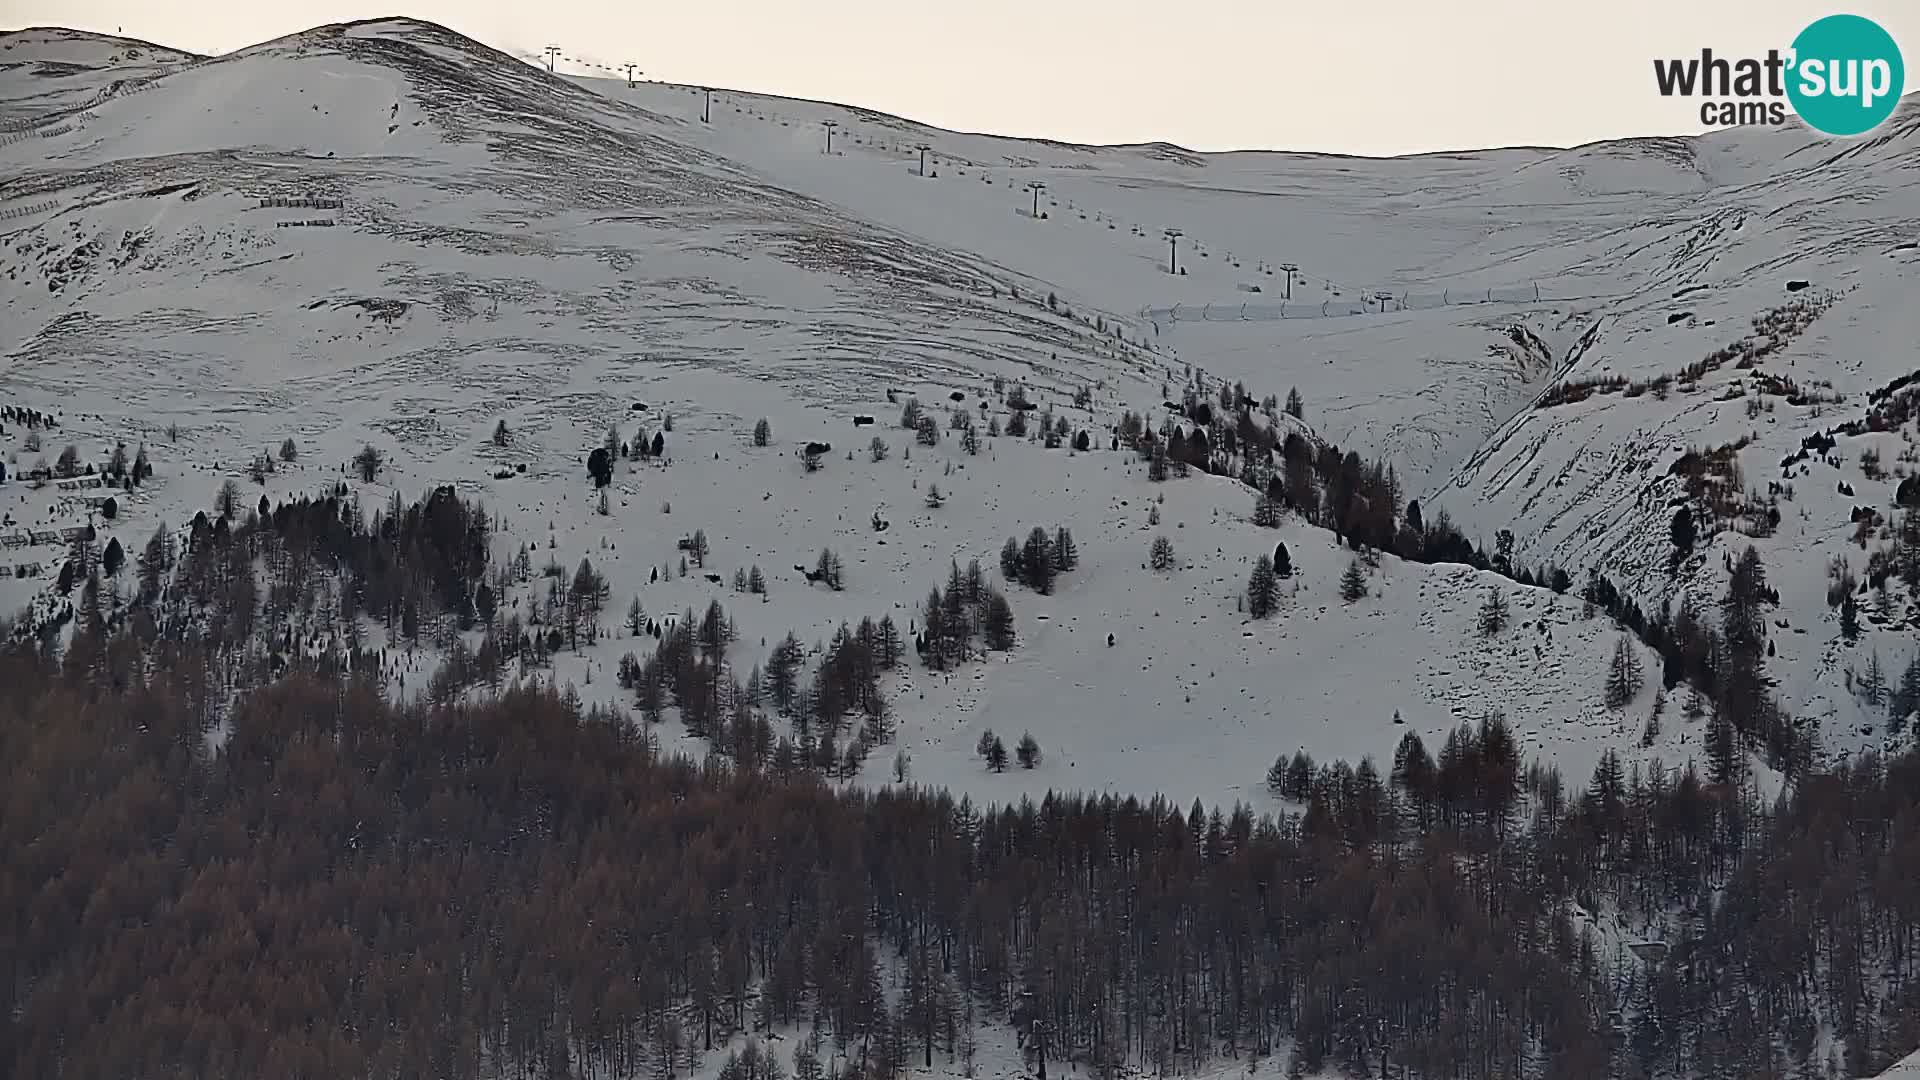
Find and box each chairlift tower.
[822,120,838,154]
[1026,181,1046,219]
[915,143,932,176]
[1164,229,1183,275]
[1278,262,1298,300]
[622,63,641,88]
[542,45,561,73]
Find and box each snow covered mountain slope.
[0,17,1912,805]
[1424,100,1920,749]
[569,70,1920,535]
[462,55,1920,760]
[566,74,1582,495]
[0,26,198,123]
[600,66,1920,758]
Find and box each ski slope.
[583,67,1920,756]
[2,17,1916,808]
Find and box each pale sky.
[2,0,1914,156]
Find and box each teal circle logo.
[1786,14,1904,136]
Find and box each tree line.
[1135,371,1806,778]
[4,474,1919,1079]
[5,616,1918,1079]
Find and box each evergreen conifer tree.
[1247,556,1280,619]
[1340,559,1367,603]
[1478,586,1509,636]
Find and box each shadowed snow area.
[3,16,1918,806]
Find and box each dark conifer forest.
[3,487,1918,1080]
